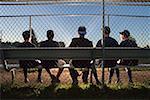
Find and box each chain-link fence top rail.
[0,0,150,47]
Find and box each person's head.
[119,30,130,41]
[78,26,86,38]
[22,31,30,41]
[102,26,111,37]
[47,30,54,40]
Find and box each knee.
[23,67,28,71]
[38,65,43,69]
[83,68,89,72]
[126,68,131,72]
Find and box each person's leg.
[108,68,114,84]
[37,65,43,83]
[30,61,43,83]
[56,68,64,79]
[126,68,133,83]
[69,68,78,85]
[23,67,29,83]
[91,67,101,84]
[45,67,55,79]
[115,68,120,83]
[82,68,89,83]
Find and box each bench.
[1,47,150,84]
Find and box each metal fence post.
[29,16,32,42]
[107,15,110,27]
[102,0,105,87]
[0,30,6,70]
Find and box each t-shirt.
[120,39,138,66]
[69,37,93,68]
[96,37,119,67]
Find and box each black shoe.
[108,80,111,84]
[51,75,60,84]
[72,79,78,85]
[83,80,88,84]
[51,75,56,80]
[96,80,102,85]
[129,80,133,83]
[53,78,60,83]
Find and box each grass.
[1,82,150,99]
[1,68,150,99]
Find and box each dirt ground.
[0,68,150,85]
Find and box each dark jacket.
[69,37,93,68]
[120,39,138,66]
[40,40,59,68]
[96,37,119,67]
[18,42,39,68]
[40,40,59,47]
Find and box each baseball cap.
[78,26,86,35]
[103,26,110,34]
[120,30,130,37]
[22,31,30,39]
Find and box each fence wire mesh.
[0,0,150,88]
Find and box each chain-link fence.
[0,0,150,89]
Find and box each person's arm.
[69,38,76,47]
[31,43,36,47]
[119,42,124,47]
[55,42,60,47]
[39,42,45,47]
[133,41,138,47]
[96,40,102,47]
[89,41,93,47]
[115,40,119,47]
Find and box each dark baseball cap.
[22,31,30,39]
[120,30,130,37]
[103,26,110,33]
[78,26,86,35]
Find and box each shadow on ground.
[1,83,150,99]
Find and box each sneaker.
[24,78,29,83]
[115,79,121,84]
